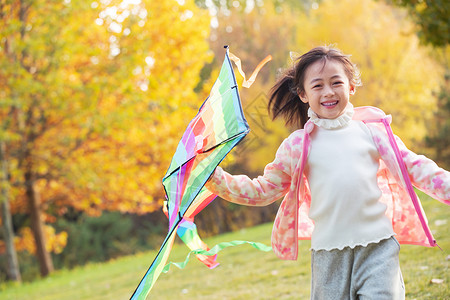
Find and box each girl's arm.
[205,135,297,206]
[395,135,450,204]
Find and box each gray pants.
[311,236,405,300]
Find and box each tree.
[0,0,210,277]
[384,0,449,47]
[383,0,450,168]
[425,71,450,169]
[0,141,21,282]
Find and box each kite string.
[162,240,272,273]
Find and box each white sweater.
[306,105,394,251]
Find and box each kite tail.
[177,219,219,269]
[162,240,272,273]
[165,199,219,269]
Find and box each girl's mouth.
[321,101,338,107]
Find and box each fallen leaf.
[434,219,447,226]
[430,279,444,284]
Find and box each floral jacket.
[206,106,450,260]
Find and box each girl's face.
[299,59,355,119]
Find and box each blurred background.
[0,0,448,283]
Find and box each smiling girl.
[206,46,449,299]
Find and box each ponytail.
[268,66,309,129]
[268,45,360,129]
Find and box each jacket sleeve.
[205,134,298,206]
[395,135,450,204]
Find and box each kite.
[130,47,272,299]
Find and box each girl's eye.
[312,84,322,88]
[333,81,343,85]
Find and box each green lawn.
[1,192,448,299]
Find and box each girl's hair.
[268,46,361,128]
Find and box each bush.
[53,212,136,268]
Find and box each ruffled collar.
[308,103,354,129]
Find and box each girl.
[206,46,449,299]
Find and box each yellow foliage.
[3,0,212,217]
[0,225,67,255]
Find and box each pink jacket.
[207,106,450,260]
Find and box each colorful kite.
[130,47,271,299]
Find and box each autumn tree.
[383,0,449,47]
[0,0,210,278]
[0,141,21,281]
[425,72,450,169]
[383,0,450,168]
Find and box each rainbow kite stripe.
[130,48,250,299]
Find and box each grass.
[0,191,448,299]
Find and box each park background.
[0,0,449,298]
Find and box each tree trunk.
[0,141,21,282]
[25,169,54,277]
